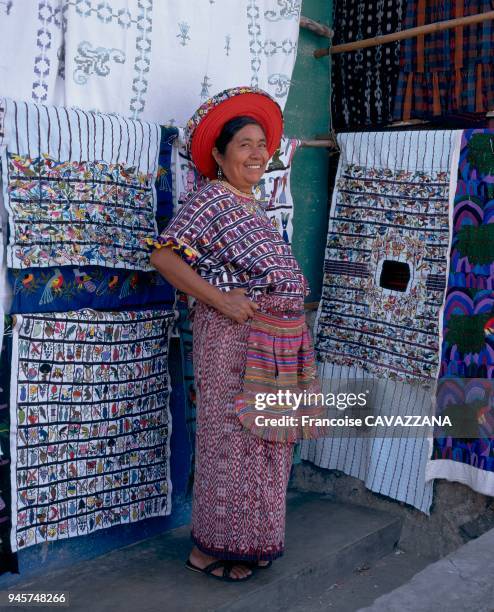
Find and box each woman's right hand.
[216,288,258,323]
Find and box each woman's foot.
[188,546,253,580]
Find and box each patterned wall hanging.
[426,130,494,496]
[6,123,178,314]
[393,0,494,122]
[254,137,300,244]
[301,130,462,514]
[8,267,175,315]
[9,308,175,551]
[0,318,18,573]
[0,98,161,271]
[0,0,64,105]
[0,1,301,124]
[331,0,406,129]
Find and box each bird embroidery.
[73,268,96,293]
[39,269,64,305]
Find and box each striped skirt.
[190,294,301,561]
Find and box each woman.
[149,87,313,582]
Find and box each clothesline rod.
[299,15,334,39]
[314,10,494,57]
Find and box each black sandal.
[185,559,253,582]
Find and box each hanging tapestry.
[0,98,161,271]
[331,0,406,129]
[9,308,175,551]
[255,137,300,244]
[0,0,64,105]
[300,130,462,514]
[7,124,178,314]
[393,0,494,122]
[34,0,301,124]
[426,129,494,497]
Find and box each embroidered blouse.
[147,181,309,300]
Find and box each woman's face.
[213,124,270,192]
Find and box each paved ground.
[359,526,494,612]
[0,493,402,612]
[287,548,431,611]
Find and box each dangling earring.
[217,166,223,180]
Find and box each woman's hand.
[216,288,258,323]
[150,248,257,323]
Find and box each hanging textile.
[0,323,18,573]
[49,0,301,124]
[156,127,180,232]
[0,98,161,271]
[301,130,461,514]
[256,137,300,244]
[4,121,177,313]
[9,308,175,552]
[0,0,64,105]
[426,130,494,496]
[393,0,494,122]
[331,0,406,129]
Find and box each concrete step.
[9,492,402,612]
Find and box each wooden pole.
[300,139,336,148]
[314,10,494,58]
[300,15,333,39]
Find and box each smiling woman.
[147,87,318,583]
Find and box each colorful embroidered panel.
[255,138,300,244]
[0,98,161,271]
[315,130,459,382]
[10,308,175,551]
[301,130,462,514]
[331,0,406,129]
[8,267,174,314]
[426,130,494,496]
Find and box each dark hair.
[215,116,264,154]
